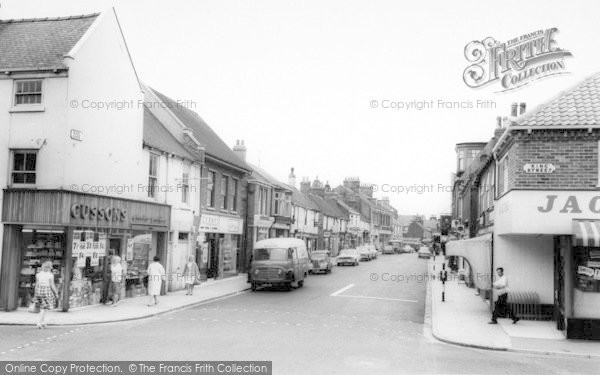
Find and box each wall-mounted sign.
[523,163,555,174]
[70,129,83,141]
[199,214,243,234]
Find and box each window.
[178,232,189,241]
[14,80,43,105]
[497,156,509,196]
[207,171,216,207]
[457,149,466,171]
[11,150,37,184]
[259,187,269,215]
[274,192,283,215]
[221,175,228,210]
[181,163,190,204]
[231,178,239,211]
[148,153,159,198]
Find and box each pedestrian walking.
[183,256,201,296]
[109,255,123,306]
[33,261,58,329]
[489,267,520,324]
[147,256,166,306]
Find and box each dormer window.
[14,80,43,105]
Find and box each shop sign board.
[496,190,600,235]
[199,214,243,234]
[254,214,275,228]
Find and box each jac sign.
[538,195,600,213]
[495,191,600,235]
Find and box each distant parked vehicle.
[401,245,414,254]
[358,246,372,261]
[337,249,360,266]
[382,245,395,255]
[368,245,379,259]
[418,246,431,259]
[309,250,332,274]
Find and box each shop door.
[207,237,219,279]
[554,236,566,331]
[101,238,121,304]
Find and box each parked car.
[309,250,332,274]
[368,244,379,259]
[418,246,431,259]
[357,246,372,261]
[382,245,395,255]
[248,238,310,291]
[401,245,414,253]
[337,249,360,266]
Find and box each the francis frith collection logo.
[463,28,572,92]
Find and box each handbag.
[28,302,40,314]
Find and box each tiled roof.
[143,107,195,160]
[0,14,98,71]
[517,73,600,127]
[149,87,250,172]
[287,186,320,211]
[309,194,347,219]
[248,163,291,191]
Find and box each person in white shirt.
[109,256,123,306]
[489,267,519,324]
[147,256,166,306]
[34,261,58,329]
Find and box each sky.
[1,0,599,217]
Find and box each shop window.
[207,170,216,208]
[11,150,37,185]
[19,230,65,308]
[221,175,229,210]
[69,230,109,308]
[231,178,239,211]
[148,153,159,198]
[14,79,43,105]
[574,246,600,292]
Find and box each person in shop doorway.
[489,267,520,324]
[101,251,114,304]
[147,256,166,306]
[34,261,58,329]
[109,256,123,307]
[183,255,201,296]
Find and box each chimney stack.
[232,140,247,161]
[288,167,296,187]
[300,177,311,194]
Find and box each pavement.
[2,253,599,374]
[428,255,600,359]
[0,274,249,326]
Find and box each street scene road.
[2,254,599,374]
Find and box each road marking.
[330,284,354,296]
[333,294,418,303]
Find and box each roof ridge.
[0,13,99,24]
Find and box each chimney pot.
[511,103,518,117]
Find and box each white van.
[249,238,309,291]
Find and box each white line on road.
[333,294,418,303]
[330,284,355,296]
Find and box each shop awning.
[445,233,492,290]
[572,220,600,247]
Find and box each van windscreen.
[254,248,289,261]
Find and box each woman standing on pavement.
[183,255,201,296]
[34,261,58,329]
[147,256,166,306]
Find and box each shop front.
[0,189,170,312]
[197,213,243,280]
[495,190,600,339]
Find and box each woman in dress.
[34,261,58,329]
[109,255,123,306]
[147,256,165,306]
[183,255,201,296]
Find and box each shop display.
[575,246,600,292]
[19,232,65,308]
[69,230,107,308]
